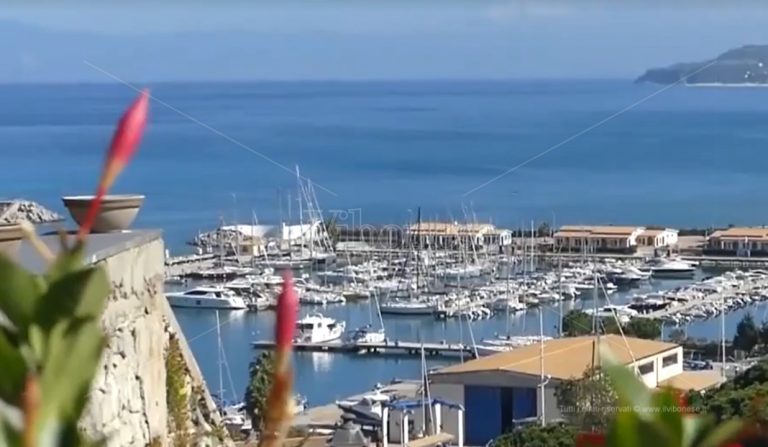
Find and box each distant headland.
[637,45,768,85]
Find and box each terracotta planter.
[0,223,23,255]
[62,194,144,233]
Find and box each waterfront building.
[407,221,512,251]
[194,221,327,255]
[553,225,646,253]
[428,335,722,445]
[637,228,679,248]
[704,227,768,256]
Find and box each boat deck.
[252,340,475,358]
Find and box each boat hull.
[166,295,247,310]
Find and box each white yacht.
[294,313,346,343]
[379,300,435,315]
[349,325,387,344]
[651,260,696,279]
[583,305,639,324]
[165,286,247,310]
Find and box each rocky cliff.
[0,199,62,224]
[637,45,768,85]
[15,231,230,447]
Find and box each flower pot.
[61,194,144,233]
[0,223,23,255]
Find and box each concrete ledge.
[12,229,163,273]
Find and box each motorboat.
[294,313,346,343]
[379,300,435,315]
[349,324,387,344]
[165,286,247,310]
[651,260,696,279]
[583,305,638,324]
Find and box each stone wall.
[75,234,228,446]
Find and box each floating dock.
[252,339,476,358]
[636,275,768,321]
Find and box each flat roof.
[7,230,162,274]
[408,222,495,234]
[433,335,678,381]
[555,225,644,238]
[709,227,768,240]
[659,370,723,392]
[639,228,677,237]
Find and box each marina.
[251,339,475,358]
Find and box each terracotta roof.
[709,227,768,240]
[659,370,723,392]
[433,335,678,381]
[555,225,643,238]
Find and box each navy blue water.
[5,81,768,251]
[5,80,768,405]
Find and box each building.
[195,220,329,255]
[553,226,646,253]
[428,335,722,445]
[407,222,512,250]
[637,228,679,248]
[705,227,768,257]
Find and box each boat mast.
[415,207,421,299]
[216,310,224,407]
[721,291,726,380]
[539,305,546,427]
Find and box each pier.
[636,274,768,321]
[252,339,476,358]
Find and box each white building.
[203,221,327,255]
[637,228,679,248]
[407,222,511,250]
[428,335,722,446]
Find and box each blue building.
[428,335,720,446]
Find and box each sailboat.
[350,288,387,344]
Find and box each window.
[184,290,208,296]
[637,361,654,375]
[662,352,679,368]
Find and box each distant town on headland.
[637,45,768,85]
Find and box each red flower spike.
[77,89,150,240]
[275,270,298,352]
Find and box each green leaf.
[0,330,26,405]
[696,419,744,447]
[44,244,85,283]
[39,319,105,424]
[650,389,684,443]
[599,344,651,411]
[35,267,109,331]
[0,254,45,332]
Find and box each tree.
[244,351,277,432]
[555,367,618,432]
[668,328,687,344]
[537,222,552,238]
[623,318,662,340]
[760,320,768,347]
[733,313,760,354]
[563,310,593,336]
[492,424,576,447]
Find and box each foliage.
[562,310,661,340]
[492,423,576,447]
[601,345,744,447]
[0,244,109,447]
[760,321,768,347]
[555,367,618,432]
[166,335,191,447]
[244,351,277,433]
[537,222,552,238]
[686,358,768,431]
[668,328,687,344]
[563,310,594,336]
[733,314,760,354]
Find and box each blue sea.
[5,80,768,252]
[5,79,768,406]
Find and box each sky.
[2,1,768,82]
